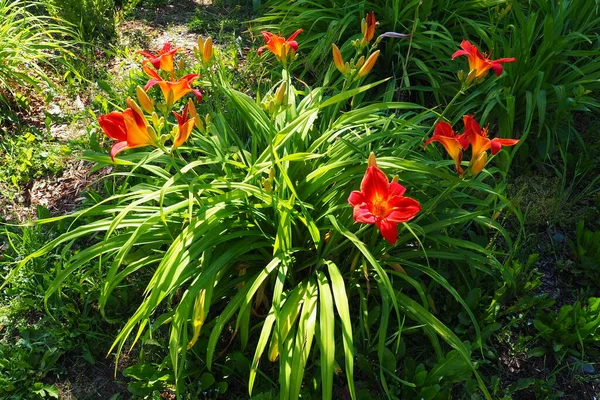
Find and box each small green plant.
[533,298,600,359]
[569,221,600,286]
[0,128,70,194]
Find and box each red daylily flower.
[452,40,516,78]
[424,121,469,176]
[98,98,158,161]
[258,29,303,61]
[348,154,421,244]
[463,115,520,158]
[172,100,196,148]
[143,64,202,104]
[138,42,181,77]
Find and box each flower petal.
[348,190,365,207]
[434,121,455,137]
[353,203,376,224]
[360,165,389,204]
[110,141,130,161]
[490,138,520,155]
[376,219,398,244]
[389,181,406,197]
[98,112,126,141]
[386,196,421,223]
[286,29,303,42]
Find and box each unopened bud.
[269,166,275,181]
[187,98,197,118]
[466,69,478,84]
[332,44,345,74]
[368,152,377,167]
[356,56,365,69]
[263,178,272,193]
[275,81,287,106]
[136,86,154,113]
[203,37,213,64]
[470,151,488,175]
[355,50,380,80]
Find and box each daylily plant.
[258,29,303,63]
[348,153,421,244]
[453,40,516,82]
[98,98,159,161]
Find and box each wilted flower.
[257,29,303,62]
[452,40,516,80]
[348,153,421,244]
[98,98,159,160]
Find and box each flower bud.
[368,152,377,167]
[194,115,205,133]
[466,69,478,84]
[470,151,488,175]
[203,37,213,64]
[355,50,380,80]
[187,98,197,118]
[269,166,276,181]
[274,81,287,106]
[332,44,346,74]
[136,86,154,113]
[356,56,365,69]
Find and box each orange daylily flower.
[452,40,516,79]
[462,115,520,171]
[348,154,421,244]
[257,29,303,61]
[143,64,202,105]
[424,121,469,176]
[138,42,181,77]
[98,98,158,161]
[361,12,379,43]
[172,100,196,148]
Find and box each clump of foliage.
[6,9,533,396]
[46,0,117,45]
[0,0,75,106]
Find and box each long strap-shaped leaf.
[316,271,335,400]
[325,260,356,400]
